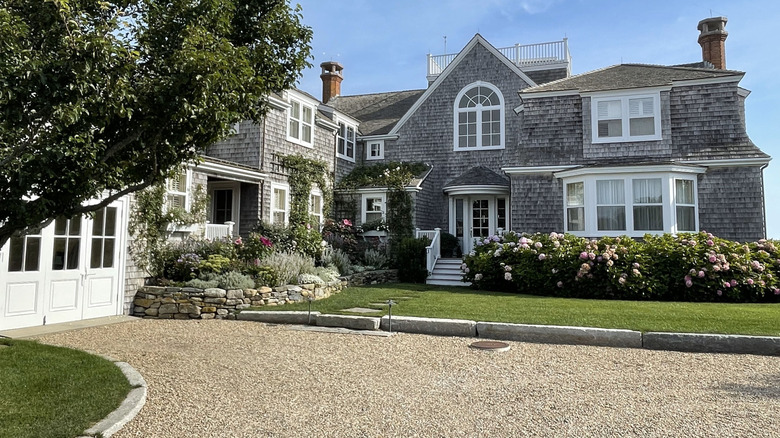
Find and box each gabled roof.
[520,64,744,95]
[444,166,509,190]
[386,34,538,136]
[328,89,425,136]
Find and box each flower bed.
[462,231,780,302]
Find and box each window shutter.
[629,97,653,117]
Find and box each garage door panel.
[49,279,80,311]
[5,282,39,316]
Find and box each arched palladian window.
[454,81,504,151]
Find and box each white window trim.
[361,192,386,225]
[590,92,662,144]
[562,172,698,238]
[165,168,191,212]
[453,81,505,151]
[336,119,356,162]
[366,140,385,160]
[287,96,315,147]
[270,182,290,225]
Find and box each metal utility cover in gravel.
[38,319,780,438]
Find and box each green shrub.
[263,251,315,286]
[185,275,219,289]
[313,266,341,282]
[439,232,460,258]
[322,247,353,275]
[362,248,389,269]
[242,263,276,287]
[235,232,274,263]
[198,254,235,274]
[395,236,430,283]
[462,231,780,303]
[253,222,324,260]
[155,237,237,279]
[322,219,361,262]
[185,271,255,290]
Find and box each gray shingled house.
[325,17,770,260]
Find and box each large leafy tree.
[0,0,312,247]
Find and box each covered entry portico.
[444,167,510,254]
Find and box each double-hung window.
[675,179,697,232]
[632,178,663,231]
[288,97,314,146]
[309,190,323,227]
[361,193,386,224]
[166,168,189,211]
[271,184,289,225]
[596,180,626,231]
[366,140,384,160]
[454,82,504,150]
[566,182,585,232]
[337,121,355,161]
[592,93,661,143]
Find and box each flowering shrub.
[253,222,325,260]
[166,253,201,281]
[462,231,780,302]
[322,219,360,261]
[235,232,274,263]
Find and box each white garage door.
[0,199,127,331]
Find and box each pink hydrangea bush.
[462,231,780,302]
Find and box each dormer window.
[337,121,356,161]
[591,92,661,143]
[453,81,504,151]
[288,97,314,146]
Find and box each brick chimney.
[697,16,728,69]
[320,61,343,103]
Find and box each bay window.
[560,170,700,237]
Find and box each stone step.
[427,279,471,287]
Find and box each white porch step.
[427,258,471,287]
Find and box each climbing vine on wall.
[337,161,429,240]
[278,154,332,225]
[129,181,207,276]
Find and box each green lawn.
[256,283,780,336]
[0,339,131,438]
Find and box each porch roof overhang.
[443,184,510,196]
[194,157,267,184]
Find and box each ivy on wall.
[278,154,332,225]
[337,162,428,240]
[128,181,207,275]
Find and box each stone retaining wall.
[132,280,345,320]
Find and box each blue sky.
[294,0,779,238]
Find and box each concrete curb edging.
[643,332,780,355]
[476,322,643,349]
[316,314,381,330]
[81,360,147,437]
[380,315,477,337]
[237,310,320,325]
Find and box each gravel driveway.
[38,319,780,437]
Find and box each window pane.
[567,207,585,231]
[597,206,626,231]
[566,182,584,206]
[92,208,105,236]
[677,206,696,231]
[289,119,299,139]
[598,100,622,119]
[273,212,286,224]
[104,208,116,237]
[633,179,662,204]
[496,198,507,230]
[598,119,622,137]
[24,237,40,271]
[634,206,663,231]
[455,199,464,238]
[302,124,311,143]
[676,179,694,205]
[54,217,67,235]
[630,117,655,136]
[103,238,115,268]
[53,238,66,270]
[302,105,312,123]
[70,216,81,236]
[67,239,80,270]
[290,101,300,119]
[337,137,345,154]
[629,97,654,116]
[91,238,103,269]
[366,197,382,212]
[366,212,382,223]
[597,180,624,204]
[8,236,24,271]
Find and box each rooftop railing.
[427,39,570,78]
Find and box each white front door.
[0,199,127,330]
[450,195,509,255]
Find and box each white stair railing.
[416,227,441,276]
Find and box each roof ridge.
[335,89,425,99]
